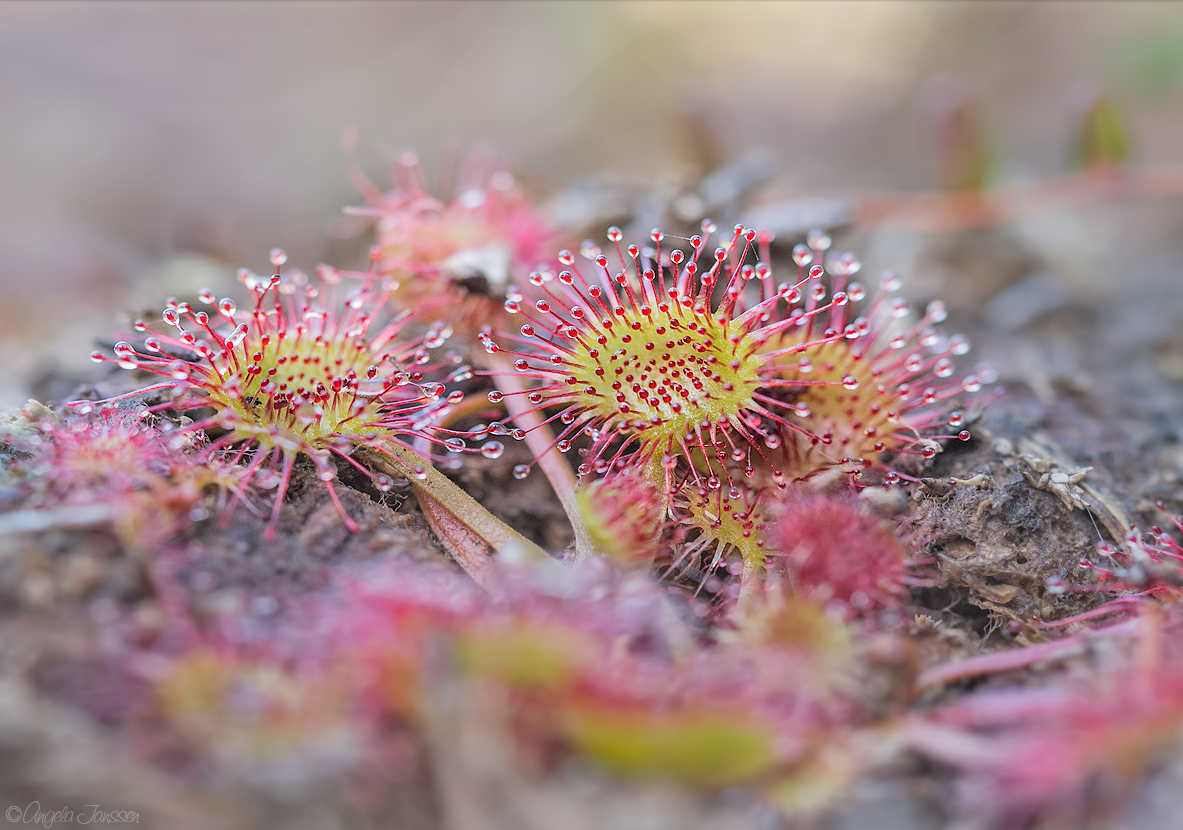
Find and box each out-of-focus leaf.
[1067,84,1133,171]
[924,76,993,193]
[565,708,775,787]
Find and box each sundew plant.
[23,116,1183,830]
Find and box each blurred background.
[3,0,1183,407]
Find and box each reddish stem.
[827,166,1183,232]
[916,617,1140,691]
[485,351,594,559]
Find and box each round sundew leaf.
[564,707,777,787]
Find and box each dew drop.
[270,248,288,267]
[375,474,394,492]
[831,252,861,277]
[512,464,530,480]
[488,391,505,403]
[481,441,504,459]
[806,228,831,251]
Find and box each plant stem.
[485,352,595,559]
[833,165,1183,232]
[915,617,1139,691]
[735,559,764,619]
[360,444,548,584]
